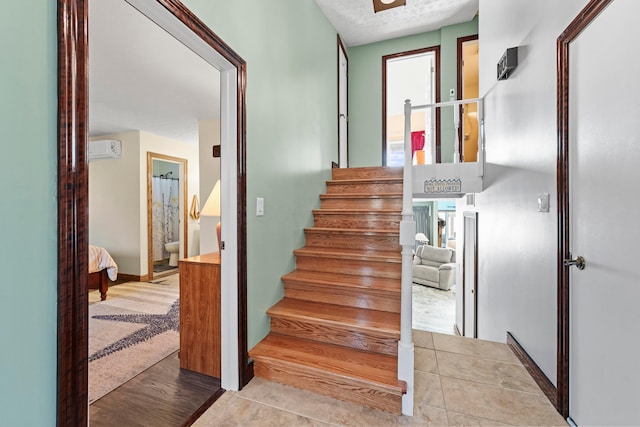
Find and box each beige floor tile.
[440,377,567,426]
[436,351,542,394]
[415,347,439,373]
[446,411,513,426]
[193,392,328,426]
[236,377,447,426]
[236,377,343,424]
[414,371,445,408]
[432,333,519,363]
[413,329,435,349]
[328,403,448,426]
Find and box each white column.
[399,99,415,416]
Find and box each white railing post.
[477,98,485,177]
[453,103,461,163]
[399,99,415,416]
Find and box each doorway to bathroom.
[147,153,188,280]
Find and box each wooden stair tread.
[282,270,400,293]
[327,178,403,184]
[313,208,401,215]
[320,193,402,199]
[268,298,399,334]
[332,166,403,180]
[304,227,399,236]
[249,334,404,394]
[294,247,401,261]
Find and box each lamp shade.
[415,232,429,243]
[201,180,221,217]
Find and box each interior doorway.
[147,153,188,280]
[382,46,440,166]
[460,211,477,337]
[457,35,479,163]
[338,36,348,168]
[412,199,458,336]
[57,0,248,424]
[558,0,640,422]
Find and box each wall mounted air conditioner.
[88,139,122,161]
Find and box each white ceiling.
[89,0,220,145]
[88,0,478,144]
[315,0,478,47]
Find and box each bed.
[89,245,118,300]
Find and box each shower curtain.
[152,177,180,262]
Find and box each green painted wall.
[0,0,337,423]
[0,1,57,425]
[348,17,478,167]
[182,0,338,349]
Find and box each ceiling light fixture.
[373,0,406,13]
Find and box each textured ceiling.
[89,0,219,145]
[315,0,478,46]
[89,0,478,145]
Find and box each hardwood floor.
[90,351,223,427]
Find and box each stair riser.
[253,361,402,415]
[332,167,403,181]
[295,256,401,279]
[313,214,402,230]
[270,317,398,356]
[305,233,400,252]
[284,283,400,313]
[320,198,402,210]
[326,182,403,194]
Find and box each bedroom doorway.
[147,154,188,281]
[383,46,440,166]
[57,0,249,424]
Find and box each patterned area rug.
[412,283,456,335]
[88,274,179,403]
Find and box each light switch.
[537,193,550,213]
[256,197,264,216]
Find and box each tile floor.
[194,331,567,426]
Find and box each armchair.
[412,244,456,290]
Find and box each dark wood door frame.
[556,0,613,418]
[57,1,249,425]
[382,46,441,166]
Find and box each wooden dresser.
[178,252,221,378]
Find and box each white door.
[338,40,348,168]
[462,212,477,337]
[569,1,640,424]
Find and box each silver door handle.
[563,255,585,270]
[339,114,346,118]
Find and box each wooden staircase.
[249,166,406,414]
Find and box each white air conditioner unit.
[88,139,122,161]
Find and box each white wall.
[89,130,200,276]
[89,131,143,274]
[198,118,221,254]
[467,0,591,384]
